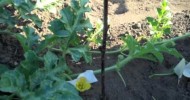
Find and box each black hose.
[100,0,108,99]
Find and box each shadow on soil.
[110,0,128,14]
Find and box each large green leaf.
[68,46,92,63]
[29,69,46,90]
[0,69,25,93]
[20,51,41,75]
[43,51,58,69]
[16,27,40,52]
[55,30,70,37]
[0,8,16,28]
[38,80,82,100]
[60,7,74,26]
[49,19,69,37]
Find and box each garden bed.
[0,0,190,100]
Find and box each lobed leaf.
[43,51,58,69]
[0,68,26,93]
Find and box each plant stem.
[51,33,190,54]
[91,32,190,54]
[155,33,190,45]
[89,49,122,54]
[149,72,174,78]
[71,55,133,78]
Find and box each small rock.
[132,23,141,29]
[145,7,150,11]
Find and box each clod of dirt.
[0,35,23,67]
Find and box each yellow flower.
[75,77,91,92]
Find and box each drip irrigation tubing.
[100,0,108,99]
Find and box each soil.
[1,0,190,100]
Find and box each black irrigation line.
[100,0,108,99]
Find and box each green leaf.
[16,26,40,52]
[0,8,16,27]
[80,0,89,6]
[0,69,25,93]
[147,17,158,27]
[20,51,41,75]
[68,46,92,63]
[0,64,9,76]
[49,19,66,35]
[68,49,82,62]
[29,69,46,90]
[71,0,80,10]
[137,54,158,62]
[57,57,72,74]
[60,7,74,26]
[163,28,171,34]
[44,51,58,69]
[0,0,12,6]
[157,44,182,58]
[55,30,70,37]
[75,18,92,31]
[24,26,39,46]
[13,0,25,6]
[122,35,139,55]
[51,81,82,100]
[16,33,29,52]
[151,51,164,63]
[136,42,164,63]
[162,0,168,7]
[157,8,162,17]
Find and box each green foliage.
[121,35,182,63]
[0,0,92,99]
[0,7,17,29]
[0,64,9,76]
[0,50,82,100]
[48,0,93,63]
[87,20,103,46]
[16,26,40,52]
[147,0,172,41]
[67,46,92,63]
[0,0,62,35]
[0,0,41,28]
[49,0,92,45]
